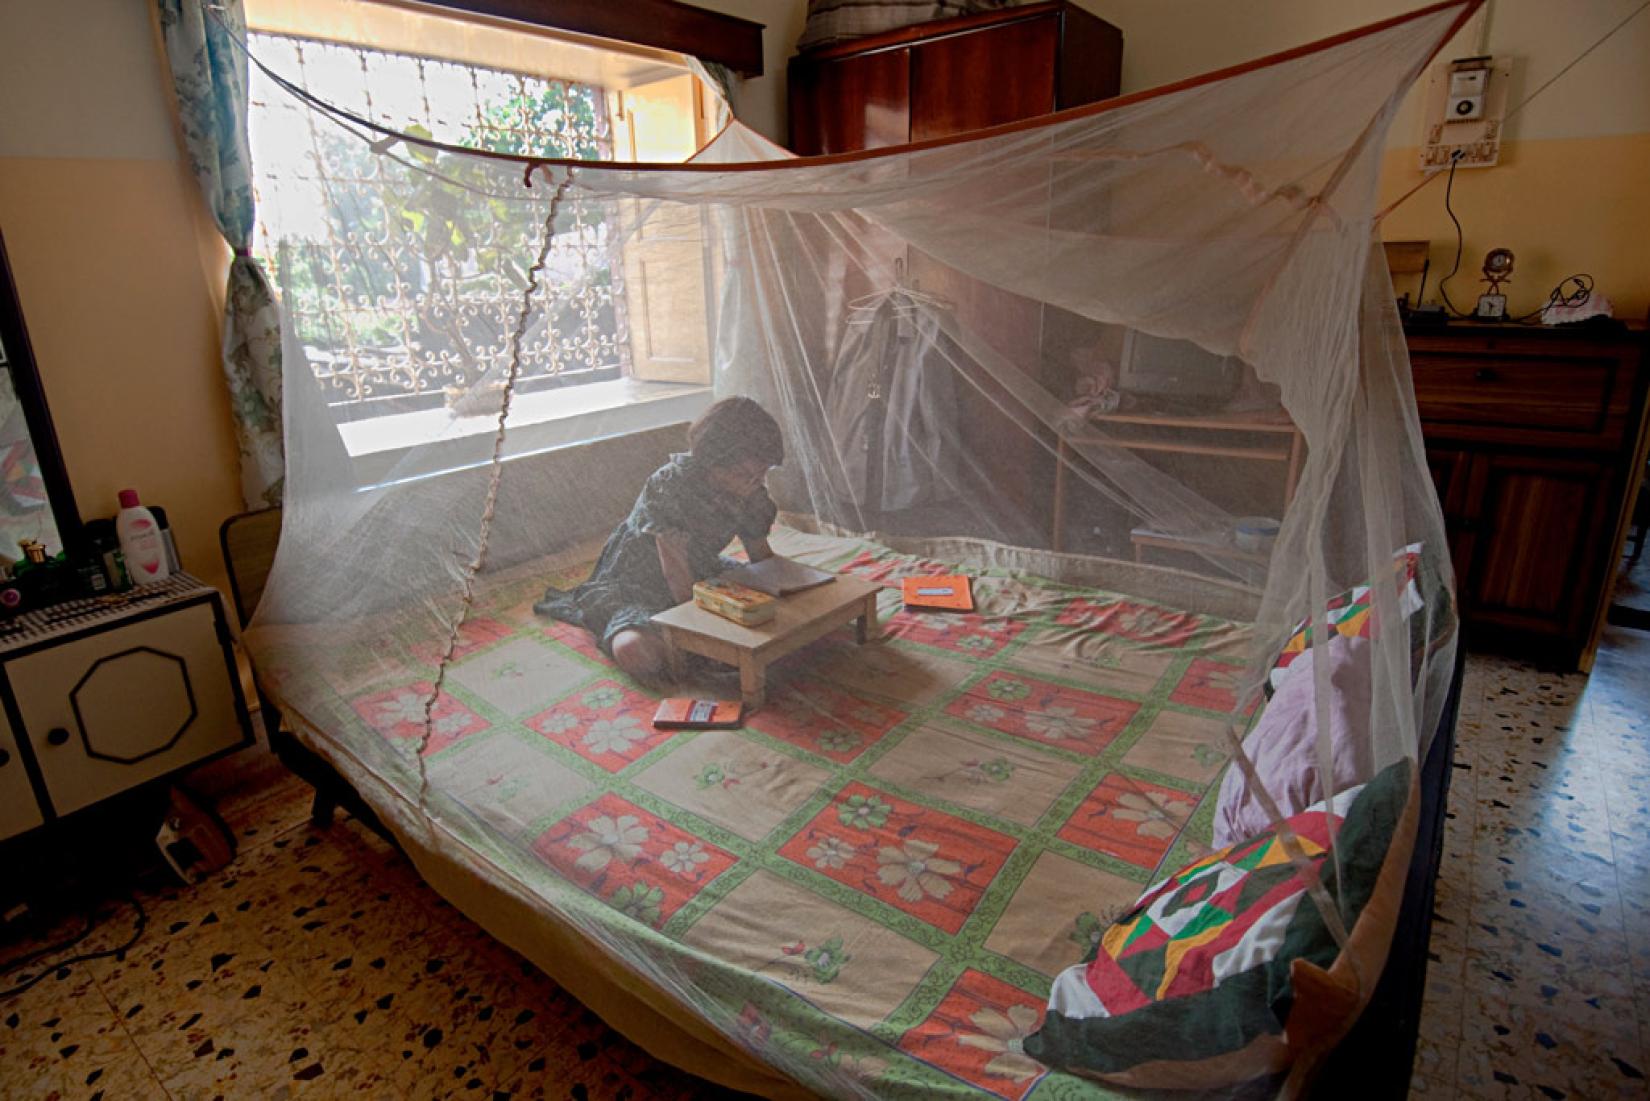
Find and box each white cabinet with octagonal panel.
[0,575,252,838]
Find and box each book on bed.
[652,698,746,729]
[901,575,974,612]
[719,556,836,597]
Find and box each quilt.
[257,528,1258,1100]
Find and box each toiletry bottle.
[148,504,182,574]
[116,489,171,585]
[85,518,131,592]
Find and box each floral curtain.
[156,0,285,508]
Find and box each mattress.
[252,526,1258,1100]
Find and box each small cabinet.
[1410,322,1650,669]
[0,576,252,839]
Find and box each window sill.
[342,378,714,487]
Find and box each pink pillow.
[1213,633,1377,848]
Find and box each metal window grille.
[247,32,629,420]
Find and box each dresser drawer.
[9,600,246,817]
[1412,344,1630,448]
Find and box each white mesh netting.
[242,4,1469,1096]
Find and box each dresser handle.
[46,726,70,747]
[1474,367,1498,382]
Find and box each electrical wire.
[1435,152,1470,318]
[0,894,147,1002]
[1508,273,1594,324]
[1433,147,1595,324]
[0,911,99,977]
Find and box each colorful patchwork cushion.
[1268,544,1424,694]
[1024,757,1417,1092]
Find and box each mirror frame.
[0,227,83,557]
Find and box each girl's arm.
[656,533,696,603]
[744,535,774,562]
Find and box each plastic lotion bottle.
[116,489,172,585]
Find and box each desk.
[1050,409,1305,561]
[652,575,882,709]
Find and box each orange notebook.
[652,698,746,730]
[901,575,974,613]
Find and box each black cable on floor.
[0,894,147,1002]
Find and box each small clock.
[1475,248,1514,320]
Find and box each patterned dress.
[535,453,778,653]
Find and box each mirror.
[0,229,81,566]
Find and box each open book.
[720,556,836,597]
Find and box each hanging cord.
[1374,0,1650,223]
[411,170,575,807]
[1434,152,1470,316]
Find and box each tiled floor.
[0,762,723,1100]
[1410,615,1650,1098]
[4,598,1649,1099]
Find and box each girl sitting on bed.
[535,396,784,684]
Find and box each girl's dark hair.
[688,397,784,469]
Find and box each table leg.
[739,653,765,711]
[857,592,881,644]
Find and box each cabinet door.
[909,14,1057,140]
[10,601,246,817]
[1459,453,1614,641]
[1424,446,1475,579]
[0,704,44,840]
[788,48,910,155]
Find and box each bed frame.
[221,507,1463,1099]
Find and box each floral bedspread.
[261,529,1256,1099]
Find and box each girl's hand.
[745,536,774,563]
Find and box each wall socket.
[1419,56,1514,171]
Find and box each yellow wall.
[1074,0,1650,319]
[0,0,241,595]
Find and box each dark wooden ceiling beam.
[414,0,766,75]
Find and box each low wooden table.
[652,575,881,710]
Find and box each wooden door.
[1424,445,1474,579]
[788,48,911,155]
[909,14,1057,140]
[1457,452,1614,644]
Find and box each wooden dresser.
[1409,321,1650,670]
[787,1,1122,156]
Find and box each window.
[245,0,714,443]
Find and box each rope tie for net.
[411,167,575,811]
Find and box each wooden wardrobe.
[787,1,1122,156]
[788,3,1124,545]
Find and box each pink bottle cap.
[118,489,140,508]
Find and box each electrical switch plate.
[1419,56,1513,171]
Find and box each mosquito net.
[243,3,1470,1096]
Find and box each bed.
[240,518,1459,1100]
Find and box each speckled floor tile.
[1411,562,1650,1101]
[1,773,729,1101]
[0,968,168,1101]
